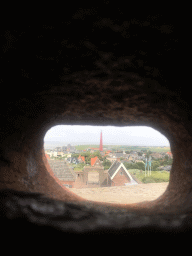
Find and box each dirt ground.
[69,182,169,204]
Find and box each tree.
[103,159,112,170]
[164,155,169,162]
[160,155,173,166]
[71,153,80,158]
[151,160,161,171]
[123,162,133,169]
[136,161,145,171]
[146,150,152,159]
[92,151,102,160]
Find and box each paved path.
[69,182,169,204]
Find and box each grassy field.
[75,145,99,150]
[75,145,170,153]
[128,169,170,183]
[112,146,170,153]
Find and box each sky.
[44,125,170,146]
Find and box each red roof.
[78,155,85,162]
[91,156,98,166]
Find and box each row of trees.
[124,156,172,172]
[72,150,173,171]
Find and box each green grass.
[128,169,170,183]
[137,171,170,183]
[75,145,99,150]
[73,167,83,171]
[71,163,86,171]
[123,146,170,153]
[74,145,170,153]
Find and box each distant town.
[45,132,172,189]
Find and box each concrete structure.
[82,157,106,187]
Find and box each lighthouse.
[99,130,103,152]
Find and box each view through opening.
[44,125,172,205]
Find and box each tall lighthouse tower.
[99,130,103,152]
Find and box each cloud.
[44,125,170,146]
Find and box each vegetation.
[48,144,172,183]
[71,163,86,171]
[50,156,65,160]
[136,171,170,183]
[74,145,98,150]
[124,162,145,171]
[124,155,172,172]
[128,169,170,183]
[72,150,104,165]
[102,159,112,170]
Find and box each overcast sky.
[44,125,170,146]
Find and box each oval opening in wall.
[44,125,172,205]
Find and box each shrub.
[135,171,170,183]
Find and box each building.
[105,150,112,156]
[57,152,65,157]
[82,157,106,187]
[67,157,79,164]
[62,146,67,151]
[114,153,126,158]
[67,144,76,152]
[106,157,117,163]
[151,152,164,159]
[91,156,101,166]
[46,151,58,158]
[107,160,134,186]
[78,155,85,163]
[48,160,77,188]
[166,152,173,158]
[127,155,133,161]
[158,165,172,171]
[55,147,62,152]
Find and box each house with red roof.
[78,155,85,163]
[91,156,100,166]
[166,152,173,158]
[104,150,112,156]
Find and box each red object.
[78,155,85,162]
[99,130,103,151]
[91,156,98,166]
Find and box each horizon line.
[44,142,170,147]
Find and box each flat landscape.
[69,182,169,204]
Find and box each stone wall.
[1,7,192,236]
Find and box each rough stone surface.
[1,7,192,235]
[1,189,192,237]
